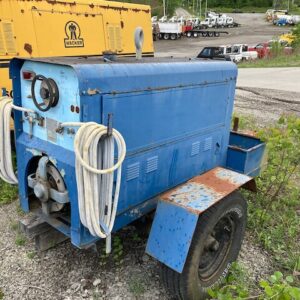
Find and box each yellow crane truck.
[0,0,154,97]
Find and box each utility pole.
[200,0,202,18]
[205,0,207,17]
[163,0,166,16]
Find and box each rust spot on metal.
[160,167,251,215]
[87,88,100,95]
[24,43,33,55]
[190,169,237,196]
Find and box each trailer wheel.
[202,32,208,37]
[187,31,192,38]
[214,32,220,37]
[170,33,177,40]
[161,191,247,300]
[163,33,170,40]
[208,32,214,37]
[193,32,198,38]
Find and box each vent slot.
[203,137,212,151]
[126,163,140,181]
[191,141,200,156]
[0,28,5,55]
[2,22,17,54]
[146,156,158,173]
[107,25,122,52]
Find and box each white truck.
[232,44,258,61]
[217,44,257,63]
[157,22,183,40]
[200,14,237,28]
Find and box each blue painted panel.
[102,84,229,154]
[20,61,80,151]
[74,61,237,95]
[146,200,198,273]
[11,58,239,249]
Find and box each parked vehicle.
[197,47,231,61]
[232,44,258,61]
[279,33,295,45]
[218,45,243,63]
[249,41,293,58]
[1,43,266,300]
[157,22,183,40]
[200,16,238,28]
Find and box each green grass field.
[239,53,300,68]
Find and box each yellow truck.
[0,0,154,97]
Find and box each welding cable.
[0,96,18,184]
[0,97,35,185]
[60,122,126,253]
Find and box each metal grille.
[146,156,158,173]
[0,25,6,55]
[108,25,122,52]
[191,141,200,156]
[126,162,140,181]
[2,21,17,54]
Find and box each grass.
[15,233,26,246]
[238,115,300,272]
[128,276,146,298]
[0,179,18,205]
[239,53,300,68]
[209,114,300,299]
[26,251,36,259]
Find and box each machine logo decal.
[64,21,84,48]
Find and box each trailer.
[186,29,229,38]
[0,27,266,299]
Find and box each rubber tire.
[163,33,170,40]
[170,33,177,40]
[187,32,192,38]
[161,191,247,300]
[193,32,198,38]
[208,32,214,37]
[214,32,220,37]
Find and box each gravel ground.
[0,201,273,300]
[235,87,300,125]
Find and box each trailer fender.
[146,167,252,273]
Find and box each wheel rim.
[198,213,236,281]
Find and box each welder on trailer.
[0,27,266,300]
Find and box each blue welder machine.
[0,50,265,299]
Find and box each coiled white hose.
[0,97,34,184]
[61,122,126,253]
